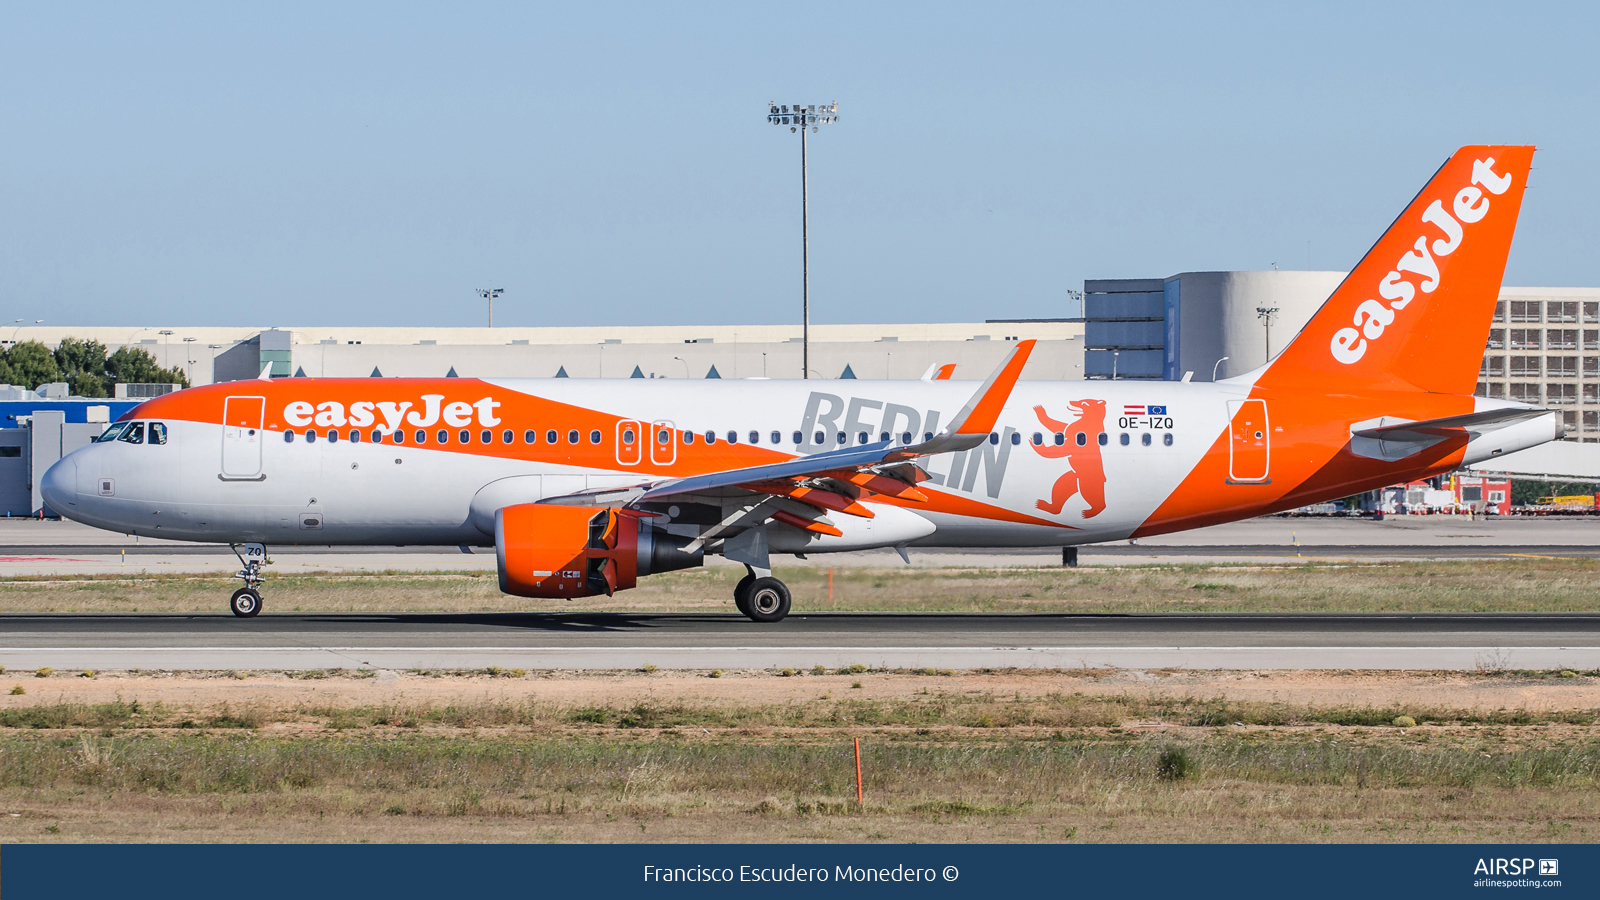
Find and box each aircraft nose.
[40,456,77,515]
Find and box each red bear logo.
[1030,400,1107,519]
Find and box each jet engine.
[495,503,701,598]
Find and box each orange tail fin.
[1262,146,1534,394]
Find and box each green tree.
[54,337,109,398]
[5,341,61,390]
[105,346,189,388]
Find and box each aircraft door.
[1226,399,1270,483]
[616,420,642,466]
[221,396,266,479]
[649,420,677,466]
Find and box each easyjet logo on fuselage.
[282,394,503,432]
[1329,157,1513,365]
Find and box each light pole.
[1112,350,1120,380]
[477,288,504,327]
[9,319,41,345]
[183,337,197,383]
[768,101,839,379]
[1256,306,1279,362]
[672,356,689,379]
[158,330,174,367]
[1212,356,1230,382]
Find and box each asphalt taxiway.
[0,611,1595,672]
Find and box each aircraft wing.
[636,339,1035,502]
[540,340,1037,535]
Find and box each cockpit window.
[95,423,129,443]
[148,422,168,445]
[117,422,145,445]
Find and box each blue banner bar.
[2,844,1590,899]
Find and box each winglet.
[893,339,1035,457]
[258,362,273,381]
[944,339,1034,435]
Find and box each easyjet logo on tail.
[1329,157,1514,365]
[282,394,503,431]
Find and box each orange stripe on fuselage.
[126,379,788,478]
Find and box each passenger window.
[622,428,636,444]
[1097,433,1108,446]
[95,423,128,442]
[656,429,670,445]
[815,431,826,444]
[546,430,557,444]
[284,430,295,443]
[1074,432,1086,447]
[923,432,933,442]
[879,432,889,442]
[590,430,601,444]
[327,430,338,444]
[683,431,695,444]
[793,431,803,444]
[858,432,869,445]
[393,430,405,444]
[502,430,513,443]
[988,433,998,445]
[524,430,536,443]
[567,429,579,444]
[1031,432,1043,445]
[836,433,847,445]
[771,431,782,444]
[1010,432,1021,445]
[1163,433,1174,446]
[118,423,145,444]
[458,429,470,444]
[349,430,361,443]
[1141,433,1152,446]
[306,430,318,443]
[1119,433,1130,446]
[481,430,492,444]
[1055,432,1065,446]
[902,432,913,444]
[726,431,738,444]
[148,423,168,445]
[750,430,761,445]
[438,429,449,443]
[371,430,383,443]
[704,431,716,444]
[415,430,426,444]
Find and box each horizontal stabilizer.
[1352,406,1552,442]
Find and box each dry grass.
[2,557,1599,614]
[0,676,1597,843]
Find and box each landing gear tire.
[733,574,756,618]
[230,587,262,618]
[743,577,791,623]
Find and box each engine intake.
[495,503,701,598]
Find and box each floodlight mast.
[478,288,505,327]
[768,102,839,378]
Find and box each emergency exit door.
[1226,399,1270,483]
[221,396,266,479]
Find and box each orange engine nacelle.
[495,503,702,598]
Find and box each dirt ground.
[3,666,1597,712]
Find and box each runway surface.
[2,611,1596,671]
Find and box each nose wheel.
[229,542,267,618]
[230,587,262,618]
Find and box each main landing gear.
[734,567,791,623]
[229,543,267,618]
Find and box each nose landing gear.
[229,543,267,618]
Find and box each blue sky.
[2,2,1596,327]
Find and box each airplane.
[40,145,1555,622]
